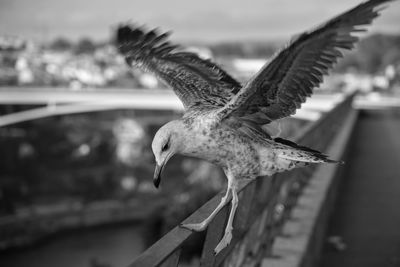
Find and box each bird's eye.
[162,142,169,152]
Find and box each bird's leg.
[180,187,231,232]
[214,186,238,254]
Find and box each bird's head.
[151,120,183,188]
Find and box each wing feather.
[216,0,393,124]
[117,25,241,110]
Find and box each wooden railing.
[127,93,356,267]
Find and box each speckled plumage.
[117,0,393,254]
[179,114,309,179]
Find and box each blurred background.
[0,1,400,267]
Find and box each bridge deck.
[0,87,346,127]
[321,109,400,266]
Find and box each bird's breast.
[184,126,260,174]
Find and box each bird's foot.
[180,222,208,232]
[214,231,232,254]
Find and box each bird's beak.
[153,153,173,188]
[153,163,164,188]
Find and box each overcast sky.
[0,0,399,43]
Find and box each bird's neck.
[177,124,224,165]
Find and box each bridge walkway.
[321,109,400,267]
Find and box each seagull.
[117,0,393,254]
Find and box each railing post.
[200,206,229,266]
[159,249,181,267]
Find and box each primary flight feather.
[117,0,394,254]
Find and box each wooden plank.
[160,249,181,267]
[200,206,229,267]
[235,182,257,231]
[215,179,273,266]
[128,180,252,267]
[127,194,222,267]
[213,183,258,266]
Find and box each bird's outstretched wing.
[117,25,241,110]
[217,0,393,125]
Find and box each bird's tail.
[274,137,343,164]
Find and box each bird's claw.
[214,231,232,254]
[180,222,207,232]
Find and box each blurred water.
[0,223,145,267]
